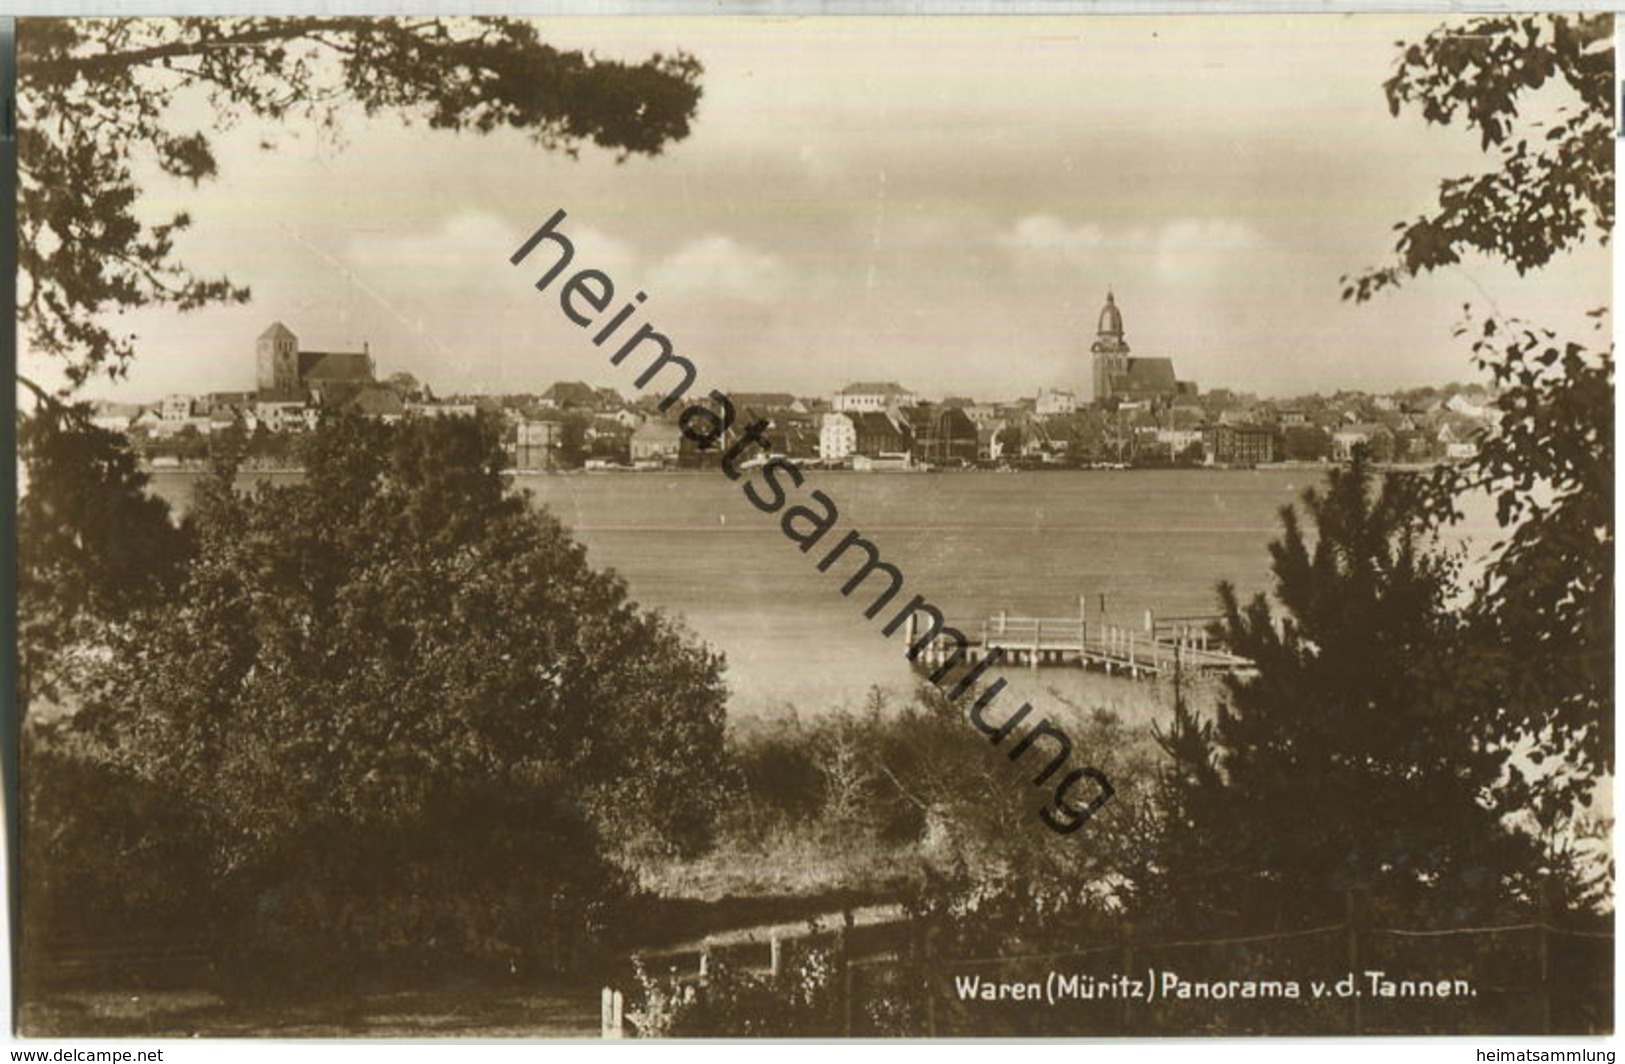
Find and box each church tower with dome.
[1090,290,1131,405]
[1088,290,1194,408]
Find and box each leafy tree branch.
[18,16,704,387]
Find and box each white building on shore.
[819,412,856,461]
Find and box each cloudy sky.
[44,15,1612,403]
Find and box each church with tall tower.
[255,321,378,400]
[1088,290,1196,408]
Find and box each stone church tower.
[256,321,300,393]
[1090,290,1130,404]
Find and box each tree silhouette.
[1153,456,1538,927]
[18,16,703,388]
[1345,12,1613,811]
[15,14,704,710]
[1343,13,1611,302]
[66,415,727,975]
[15,394,191,711]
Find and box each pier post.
[1032,620,1041,671]
[998,609,1007,636]
[601,987,625,1039]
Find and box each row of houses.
[93,320,1496,471]
[99,381,1491,471]
[91,391,479,438]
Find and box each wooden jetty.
[909,597,1254,681]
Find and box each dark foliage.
[16,396,192,709]
[1436,313,1614,820]
[38,414,727,986]
[1152,457,1542,928]
[18,16,703,386]
[1344,13,1612,301]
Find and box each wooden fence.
[601,894,1613,1037]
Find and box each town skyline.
[22,15,1610,405]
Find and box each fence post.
[841,907,855,1037]
[923,925,939,1037]
[1119,920,1135,1035]
[1346,888,1368,1036]
[770,933,783,978]
[1539,877,1554,1034]
[600,986,625,1039]
[699,941,711,982]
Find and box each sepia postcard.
[9,11,1615,1041]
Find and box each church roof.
[259,321,297,342]
[1114,357,1177,393]
[297,351,373,383]
[542,380,601,405]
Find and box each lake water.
[150,467,1366,726]
[522,468,1326,724]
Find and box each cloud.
[645,235,793,302]
[998,214,1259,264]
[1154,218,1261,279]
[996,215,1106,263]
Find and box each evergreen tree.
[1152,456,1538,927]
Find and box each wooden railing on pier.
[909,599,1254,681]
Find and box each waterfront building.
[517,419,564,450]
[1156,427,1205,454]
[1436,422,1479,460]
[630,420,682,464]
[978,420,1007,462]
[1204,423,1277,466]
[900,404,979,466]
[538,380,606,410]
[1036,388,1079,418]
[833,381,918,413]
[406,402,479,418]
[1332,422,1394,462]
[851,410,912,457]
[254,397,316,434]
[819,412,855,462]
[159,394,194,422]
